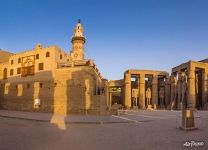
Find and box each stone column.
[187,68,196,109]
[170,75,176,104]
[124,73,131,108]
[139,74,145,109]
[202,69,208,108]
[152,74,158,109]
[177,71,182,109]
[165,76,170,106]
[137,76,140,107]
[109,91,112,109]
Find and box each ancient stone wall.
[0,66,108,114]
[0,71,54,112]
[54,66,107,115]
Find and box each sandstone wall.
[54,66,108,115]
[0,71,54,112]
[0,66,108,114]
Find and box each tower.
[70,19,86,61]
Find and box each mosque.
[0,20,108,114]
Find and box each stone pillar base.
[147,105,153,110]
[204,102,208,110]
[153,104,157,110]
[160,105,165,109]
[181,109,197,131]
[132,106,138,110]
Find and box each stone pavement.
[0,110,130,124]
[0,109,207,150]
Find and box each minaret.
[70,19,86,61]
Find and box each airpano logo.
[183,140,205,147]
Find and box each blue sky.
[0,0,208,80]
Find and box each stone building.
[108,80,124,109]
[108,61,208,110]
[108,70,170,110]
[0,20,108,115]
[170,59,208,110]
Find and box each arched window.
[3,68,7,79]
[60,54,62,60]
[10,69,13,76]
[11,60,13,65]
[46,52,50,57]
[18,58,21,63]
[36,54,39,59]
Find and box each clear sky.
[0,0,208,80]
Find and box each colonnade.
[124,70,169,109]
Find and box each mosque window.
[46,52,50,57]
[39,63,44,71]
[17,67,21,74]
[3,68,7,79]
[18,58,21,63]
[36,54,39,59]
[60,54,62,60]
[11,60,13,65]
[40,83,43,88]
[10,69,13,76]
[27,84,30,89]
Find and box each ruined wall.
[0,71,54,112]
[54,66,108,115]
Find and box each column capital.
[152,74,158,84]
[171,74,177,83]
[124,73,131,84]
[188,68,195,79]
[177,70,182,75]
[165,77,171,84]
[177,71,183,81]
[125,73,131,78]
[139,74,145,84]
[202,69,208,74]
[187,66,195,72]
[139,73,145,78]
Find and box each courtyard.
[0,110,207,150]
